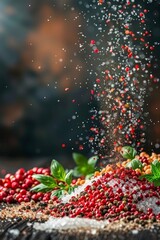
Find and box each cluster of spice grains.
[0,150,160,223]
[0,167,57,204]
[49,167,160,222]
[121,152,160,175]
[86,0,159,156]
[86,148,160,178]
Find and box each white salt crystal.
[137,197,160,215]
[33,217,109,232]
[132,229,139,235]
[61,176,101,203]
[8,229,20,237]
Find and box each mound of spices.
[0,149,160,225]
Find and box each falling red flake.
[150,46,154,51]
[98,0,105,5]
[96,78,101,83]
[139,12,144,17]
[90,40,96,45]
[135,64,140,70]
[93,48,99,53]
[125,67,130,72]
[90,89,95,95]
[79,145,84,150]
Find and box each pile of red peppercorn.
[0,167,54,203]
[50,167,160,222]
[0,163,160,223]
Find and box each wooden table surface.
[0,216,160,240]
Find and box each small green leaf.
[88,156,98,168]
[68,186,76,194]
[50,159,66,181]
[64,170,73,185]
[131,159,143,170]
[126,159,142,170]
[72,167,82,177]
[72,153,88,166]
[85,173,94,180]
[151,163,160,178]
[152,159,160,166]
[51,189,64,198]
[73,166,86,176]
[153,160,160,170]
[126,161,132,168]
[30,183,53,193]
[73,165,95,177]
[153,180,160,187]
[32,174,57,187]
[79,165,91,175]
[140,174,154,182]
[120,146,137,160]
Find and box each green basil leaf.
[51,189,64,198]
[152,160,160,173]
[32,174,57,187]
[68,186,76,194]
[152,159,160,166]
[64,170,73,185]
[78,165,91,175]
[72,153,88,166]
[151,163,160,178]
[131,159,143,170]
[50,159,66,181]
[140,174,154,182]
[30,183,53,193]
[126,161,132,168]
[88,156,98,168]
[120,146,137,160]
[72,167,82,177]
[73,165,95,177]
[85,173,94,180]
[153,180,160,187]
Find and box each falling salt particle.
[155,143,160,148]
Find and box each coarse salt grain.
[132,229,139,235]
[33,217,109,231]
[62,173,160,217]
[137,197,160,215]
[8,229,20,237]
[61,176,101,203]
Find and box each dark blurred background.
[0,0,160,175]
[0,0,100,174]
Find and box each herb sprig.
[140,161,160,187]
[31,160,76,198]
[72,153,98,179]
[120,146,143,170]
[120,146,137,160]
[126,158,143,170]
[120,146,160,187]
